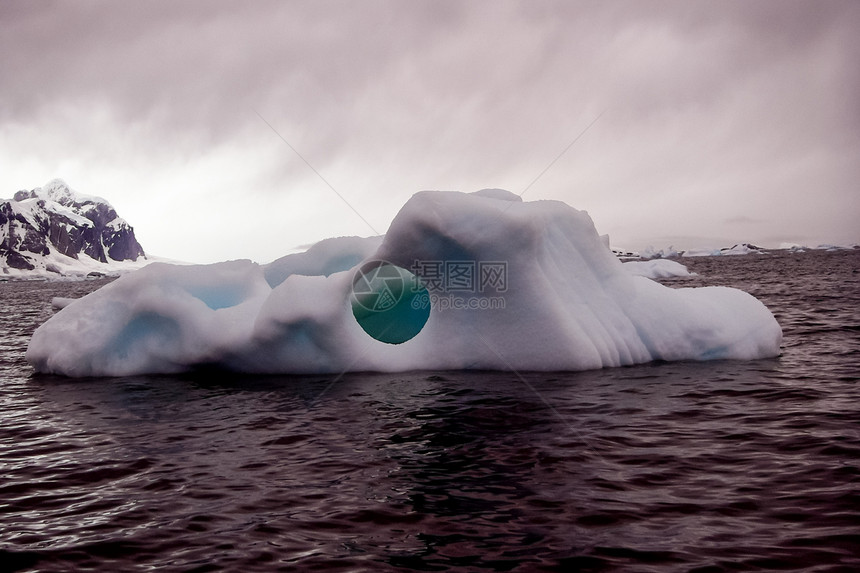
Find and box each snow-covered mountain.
[1,179,147,279]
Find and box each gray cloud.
[2,0,858,261]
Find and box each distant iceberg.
[640,245,680,260]
[622,259,694,279]
[686,243,764,257]
[27,190,782,377]
[779,242,858,253]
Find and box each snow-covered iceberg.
[27,189,782,377]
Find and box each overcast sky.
[2,0,858,263]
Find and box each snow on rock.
[719,243,763,256]
[1,179,147,279]
[682,243,764,257]
[622,259,695,279]
[27,190,783,377]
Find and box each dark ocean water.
[1,250,858,572]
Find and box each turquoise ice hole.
[351,260,430,344]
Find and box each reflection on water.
[1,250,858,571]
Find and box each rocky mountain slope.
[1,179,147,279]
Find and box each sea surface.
[1,250,858,572]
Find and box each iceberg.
[640,245,680,259]
[682,243,764,257]
[27,190,782,377]
[622,259,695,279]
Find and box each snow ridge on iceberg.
[27,190,782,377]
